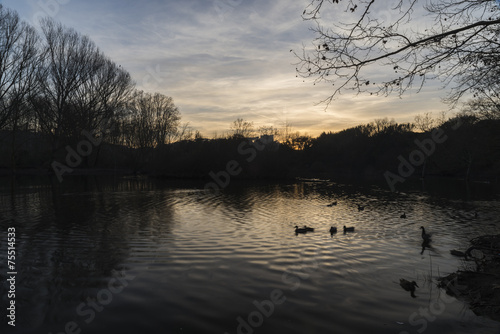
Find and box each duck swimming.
[420,226,431,242]
[303,226,315,232]
[343,226,355,232]
[330,226,337,234]
[357,205,364,211]
[295,226,308,234]
[400,212,406,218]
[399,278,419,298]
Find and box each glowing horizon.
[2,0,452,138]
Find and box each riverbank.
[438,235,500,322]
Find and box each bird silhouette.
[295,226,308,234]
[330,226,337,235]
[343,226,355,233]
[399,279,419,298]
[420,226,431,242]
[400,212,406,218]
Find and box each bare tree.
[295,0,500,107]
[194,130,203,141]
[373,117,396,134]
[288,131,313,150]
[71,55,134,138]
[414,112,437,132]
[0,5,41,171]
[230,118,254,138]
[126,90,180,149]
[126,91,155,149]
[258,125,281,137]
[153,93,180,145]
[278,121,294,145]
[0,5,40,130]
[176,122,194,142]
[32,18,103,151]
[461,80,500,120]
[462,98,500,120]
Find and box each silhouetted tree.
[230,118,254,138]
[176,122,194,142]
[296,0,500,106]
[414,112,437,132]
[287,132,313,150]
[71,55,133,139]
[462,95,500,120]
[258,125,280,137]
[32,18,103,152]
[0,5,40,130]
[126,90,180,149]
[194,130,204,141]
[373,118,396,135]
[0,5,41,171]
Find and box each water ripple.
[1,178,499,333]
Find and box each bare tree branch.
[295,0,500,107]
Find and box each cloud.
[1,0,450,137]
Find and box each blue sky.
[1,0,449,136]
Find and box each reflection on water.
[0,176,499,334]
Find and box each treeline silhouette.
[304,116,500,181]
[2,111,499,183]
[0,5,181,173]
[128,114,499,181]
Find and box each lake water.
[0,176,499,334]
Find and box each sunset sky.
[2,0,451,137]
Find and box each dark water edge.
[1,166,498,192]
[1,169,498,203]
[1,175,499,334]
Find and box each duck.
[330,226,337,234]
[399,278,419,298]
[327,201,338,207]
[343,226,355,232]
[303,225,315,232]
[357,205,364,211]
[400,212,406,219]
[420,226,431,242]
[295,226,308,234]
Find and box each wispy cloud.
[2,0,449,136]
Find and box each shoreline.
[0,167,498,184]
[438,235,500,323]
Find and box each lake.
[0,176,499,334]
